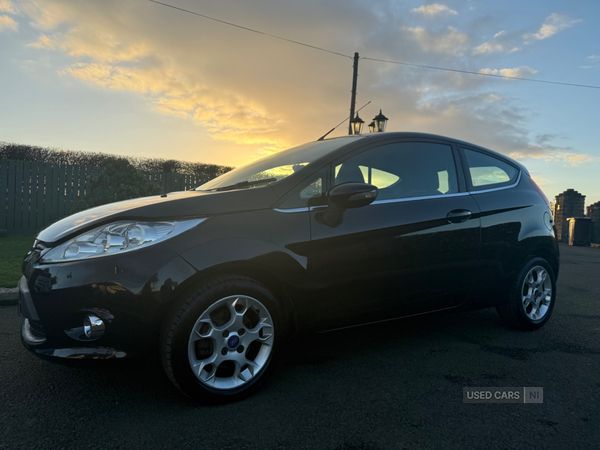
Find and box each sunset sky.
[1,0,599,205]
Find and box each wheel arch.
[163,263,300,340]
[527,245,560,280]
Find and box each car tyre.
[496,257,556,330]
[160,276,282,403]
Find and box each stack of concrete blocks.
[587,201,600,245]
[552,189,586,243]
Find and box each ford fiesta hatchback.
[19,132,559,403]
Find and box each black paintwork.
[19,132,559,359]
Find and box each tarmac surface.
[1,243,598,449]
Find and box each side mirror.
[328,182,378,209]
[318,182,378,228]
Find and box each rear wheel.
[160,276,281,403]
[496,257,556,330]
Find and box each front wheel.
[160,276,281,403]
[496,257,556,330]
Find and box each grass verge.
[0,235,35,288]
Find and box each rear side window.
[462,148,519,189]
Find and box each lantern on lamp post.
[350,113,365,135]
[368,121,375,133]
[372,109,388,132]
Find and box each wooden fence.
[0,160,211,233]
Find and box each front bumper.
[19,243,198,360]
[19,276,129,360]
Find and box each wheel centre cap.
[227,335,240,348]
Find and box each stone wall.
[553,189,586,243]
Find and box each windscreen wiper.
[212,178,277,192]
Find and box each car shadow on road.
[19,306,513,408]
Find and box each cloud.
[18,0,75,29]
[15,0,584,169]
[402,26,469,55]
[27,34,55,48]
[21,0,295,152]
[551,152,596,165]
[523,13,581,41]
[0,14,17,31]
[483,94,501,103]
[28,32,150,62]
[536,133,564,145]
[479,66,538,78]
[0,0,14,13]
[411,4,457,17]
[473,14,581,54]
[529,171,550,189]
[510,150,596,166]
[64,62,287,149]
[472,30,520,55]
[402,93,595,168]
[580,55,599,70]
[473,41,519,55]
[503,134,594,166]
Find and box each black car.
[19,132,559,403]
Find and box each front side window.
[278,168,327,209]
[334,142,459,201]
[462,148,519,189]
[300,177,323,199]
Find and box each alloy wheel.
[521,265,552,321]
[187,295,274,390]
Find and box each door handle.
[446,209,472,223]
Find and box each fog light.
[83,315,105,340]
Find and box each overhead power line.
[318,100,371,141]
[148,0,600,90]
[148,0,351,59]
[362,57,600,90]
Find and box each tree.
[72,157,161,213]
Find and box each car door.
[307,139,481,329]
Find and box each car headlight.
[41,219,206,263]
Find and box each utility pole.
[348,52,359,135]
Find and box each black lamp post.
[350,113,365,135]
[345,52,390,135]
[373,109,388,133]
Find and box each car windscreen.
[197,136,365,191]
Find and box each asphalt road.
[1,243,599,449]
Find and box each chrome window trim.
[274,171,521,212]
[468,171,522,195]
[273,207,309,214]
[371,192,470,205]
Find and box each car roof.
[324,131,530,176]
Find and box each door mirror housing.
[328,182,378,209]
[318,183,378,228]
